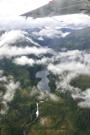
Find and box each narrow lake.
[36,70,50,91]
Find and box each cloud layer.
[0,30,54,59]
[0,14,90,31]
[0,14,90,109]
[47,50,90,108]
[13,49,90,108]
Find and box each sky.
[0,0,49,16]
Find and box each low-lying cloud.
[3,80,20,102]
[0,45,53,58]
[0,14,90,31]
[0,74,20,114]
[0,29,54,59]
[0,30,26,47]
[47,50,90,108]
[14,49,90,109]
[1,14,90,109]
[33,27,70,39]
[14,56,35,66]
[14,56,53,66]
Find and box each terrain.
[0,14,90,135]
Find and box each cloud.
[52,14,90,29]
[14,56,35,66]
[0,30,26,47]
[0,14,90,31]
[77,89,90,108]
[46,50,90,108]
[71,88,90,108]
[33,27,70,39]
[48,62,90,75]
[48,50,90,75]
[0,14,90,109]
[14,56,53,66]
[0,76,7,82]
[3,80,20,102]
[0,45,53,58]
[0,76,20,114]
[47,60,90,95]
[0,30,40,47]
[36,57,53,65]
[14,50,90,106]
[0,29,54,59]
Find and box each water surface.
[36,70,50,91]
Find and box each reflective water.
[36,70,50,91]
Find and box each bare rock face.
[22,0,90,18]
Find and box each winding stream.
[23,70,50,135]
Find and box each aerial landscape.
[0,0,90,135]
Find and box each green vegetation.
[61,28,90,50]
[48,73,57,93]
[27,93,90,135]
[0,58,42,87]
[1,58,90,135]
[70,75,90,91]
[0,87,37,135]
[0,58,41,135]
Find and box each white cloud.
[71,88,90,108]
[14,50,90,99]
[36,57,53,65]
[0,76,20,114]
[14,56,53,66]
[0,76,7,82]
[46,50,90,108]
[0,45,53,58]
[48,50,90,75]
[0,13,90,109]
[47,60,90,94]
[0,29,53,59]
[0,30,40,47]
[0,14,90,31]
[14,56,35,66]
[3,80,20,102]
[0,30,26,47]
[48,62,90,75]
[77,89,90,108]
[33,27,70,39]
[52,14,90,29]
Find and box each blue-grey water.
[36,70,50,91]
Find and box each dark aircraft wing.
[22,0,90,18]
